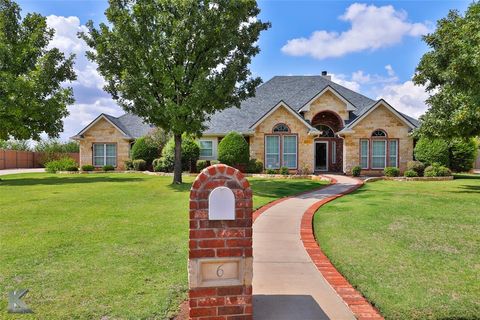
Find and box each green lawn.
[0,173,325,319]
[314,175,480,320]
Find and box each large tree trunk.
[173,133,182,184]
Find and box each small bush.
[197,160,209,172]
[102,165,115,172]
[65,166,78,172]
[384,167,400,177]
[132,159,147,171]
[266,168,277,174]
[279,167,289,175]
[351,166,361,177]
[404,169,418,177]
[424,163,452,177]
[217,132,249,166]
[407,161,425,177]
[246,159,263,173]
[131,136,161,166]
[45,157,78,173]
[124,160,134,171]
[81,165,95,171]
[160,135,200,172]
[449,138,478,172]
[153,157,169,172]
[210,160,220,165]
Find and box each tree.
[413,2,480,138]
[0,0,76,140]
[80,0,270,183]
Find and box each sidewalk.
[253,175,359,320]
[0,168,45,176]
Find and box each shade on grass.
[0,173,325,319]
[314,175,480,320]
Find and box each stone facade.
[78,118,132,170]
[303,90,349,122]
[250,106,314,172]
[342,104,414,175]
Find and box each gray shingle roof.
[203,75,418,134]
[74,113,153,139]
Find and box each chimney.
[321,70,331,80]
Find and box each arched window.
[315,124,335,137]
[372,129,387,137]
[273,123,290,133]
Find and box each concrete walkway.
[253,175,359,320]
[0,168,45,176]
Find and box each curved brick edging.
[300,178,385,320]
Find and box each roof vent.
[321,70,331,81]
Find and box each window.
[265,136,280,169]
[332,141,336,164]
[389,140,398,167]
[283,136,297,169]
[372,140,387,169]
[360,139,369,169]
[273,123,290,133]
[93,143,116,167]
[315,124,335,137]
[372,129,387,137]
[199,140,213,157]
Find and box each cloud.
[281,3,430,59]
[46,15,121,140]
[330,73,361,92]
[375,80,429,118]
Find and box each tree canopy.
[413,2,480,138]
[0,0,76,140]
[81,0,270,182]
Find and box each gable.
[250,101,315,132]
[253,103,312,134]
[82,117,131,140]
[303,90,350,122]
[351,104,410,135]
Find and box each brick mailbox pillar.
[189,164,253,320]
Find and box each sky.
[16,0,471,141]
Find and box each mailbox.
[208,187,235,220]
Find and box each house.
[73,73,419,174]
[71,113,153,170]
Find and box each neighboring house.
[74,72,419,174]
[71,113,153,170]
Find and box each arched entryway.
[311,111,344,172]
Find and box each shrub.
[351,166,361,177]
[407,161,425,177]
[449,138,478,172]
[217,132,249,166]
[153,157,169,172]
[81,165,95,171]
[45,157,78,173]
[65,165,78,172]
[279,166,289,175]
[102,165,115,172]
[414,138,450,167]
[124,160,134,171]
[424,163,452,177]
[131,136,161,166]
[384,167,400,177]
[34,139,79,165]
[266,168,277,174]
[246,159,263,173]
[210,160,220,165]
[160,135,200,172]
[197,160,209,172]
[404,169,418,177]
[132,159,147,171]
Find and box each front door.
[315,141,328,171]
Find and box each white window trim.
[198,138,218,160]
[371,140,387,169]
[360,139,369,169]
[199,140,214,158]
[93,143,117,167]
[282,135,298,169]
[332,141,337,164]
[314,141,329,171]
[265,135,281,169]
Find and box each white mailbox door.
[208,187,235,220]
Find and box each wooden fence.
[0,150,79,170]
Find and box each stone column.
[188,164,253,320]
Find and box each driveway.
[0,168,45,176]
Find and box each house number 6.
[216,264,224,278]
